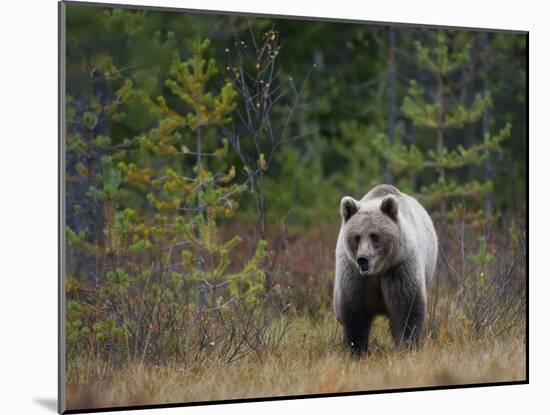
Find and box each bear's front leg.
[342,313,372,356]
[381,267,426,350]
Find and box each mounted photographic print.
[59,1,528,413]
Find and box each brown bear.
[333,184,438,355]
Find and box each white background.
[0,0,543,413]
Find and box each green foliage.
[165,39,237,130]
[372,134,425,175]
[426,123,511,169]
[415,34,472,76]
[228,239,267,305]
[87,156,124,201]
[263,139,337,227]
[333,121,387,193]
[378,31,512,222]
[66,33,271,362]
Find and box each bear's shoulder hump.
[365,184,401,200]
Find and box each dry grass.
[66,313,526,411]
[65,220,526,411]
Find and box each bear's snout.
[357,255,370,274]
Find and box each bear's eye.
[354,235,361,245]
[370,233,380,244]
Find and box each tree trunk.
[481,33,494,219]
[386,27,397,185]
[436,70,446,220]
[195,124,208,309]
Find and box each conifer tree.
[118,38,267,309]
[375,32,511,223]
[65,7,174,281]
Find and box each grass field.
[65,221,526,411]
[66,312,526,410]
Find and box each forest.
[63,3,527,411]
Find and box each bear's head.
[340,195,402,277]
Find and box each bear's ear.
[340,196,359,222]
[380,195,398,222]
